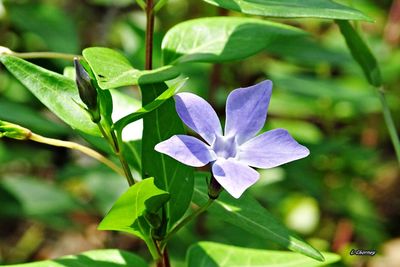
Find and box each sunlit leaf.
[193,173,324,261]
[202,0,371,21]
[1,249,147,267]
[83,47,179,89]
[140,82,194,230]
[98,177,170,239]
[114,78,187,133]
[0,55,99,135]
[162,17,305,64]
[187,242,340,267]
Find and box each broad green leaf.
[141,82,194,230]
[162,17,305,64]
[202,0,371,21]
[83,47,179,89]
[336,20,382,87]
[187,242,340,267]
[0,55,99,135]
[1,249,147,267]
[98,178,169,259]
[0,176,78,217]
[114,78,187,133]
[193,173,324,261]
[98,177,169,238]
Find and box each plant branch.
[96,122,135,186]
[377,86,400,164]
[161,199,214,248]
[145,0,155,70]
[11,52,80,61]
[28,133,124,176]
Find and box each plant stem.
[28,133,124,176]
[11,52,79,61]
[97,123,135,186]
[161,199,214,248]
[377,86,400,164]
[145,0,155,70]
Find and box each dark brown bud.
[74,58,100,122]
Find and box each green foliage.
[0,1,398,266]
[98,178,169,258]
[202,0,371,21]
[140,82,194,230]
[98,178,170,235]
[1,249,147,267]
[83,47,179,89]
[6,3,79,53]
[187,242,340,267]
[162,17,305,64]
[0,55,100,136]
[193,173,324,261]
[336,20,382,87]
[114,78,187,133]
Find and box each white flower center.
[212,134,237,159]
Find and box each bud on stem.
[74,58,101,123]
[208,175,222,200]
[0,120,31,140]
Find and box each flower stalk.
[0,46,78,61]
[0,120,124,176]
[161,198,214,249]
[378,86,400,164]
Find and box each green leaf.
[202,0,371,21]
[98,177,169,237]
[336,20,382,87]
[98,178,169,259]
[1,249,147,267]
[193,173,324,261]
[83,47,179,89]
[141,82,194,230]
[114,78,187,133]
[187,242,340,267]
[162,17,305,64]
[0,55,99,136]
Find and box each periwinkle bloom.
[155,80,309,198]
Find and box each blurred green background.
[0,0,399,266]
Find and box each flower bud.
[74,58,100,123]
[208,175,222,200]
[0,120,31,140]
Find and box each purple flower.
[155,80,309,198]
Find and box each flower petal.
[155,135,217,167]
[212,158,259,199]
[174,93,222,145]
[224,80,272,144]
[238,128,310,169]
